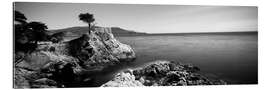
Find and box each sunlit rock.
[102,60,226,87]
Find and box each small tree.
[14,11,49,53]
[78,13,95,34]
[27,22,49,44]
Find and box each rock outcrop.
[101,71,144,87]
[102,61,226,87]
[75,27,136,70]
[14,48,82,88]
[14,27,136,88]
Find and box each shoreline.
[14,27,256,88]
[101,60,227,87]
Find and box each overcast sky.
[14,2,257,33]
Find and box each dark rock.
[14,67,59,88]
[102,61,226,87]
[30,78,58,88]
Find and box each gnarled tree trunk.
[88,23,91,34]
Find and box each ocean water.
[114,33,258,84]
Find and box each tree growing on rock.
[78,13,95,34]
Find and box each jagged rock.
[14,27,136,88]
[101,71,144,87]
[30,78,58,88]
[67,27,136,70]
[37,27,136,70]
[14,50,80,88]
[102,61,226,87]
[14,67,59,88]
[14,68,31,88]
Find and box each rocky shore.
[14,27,226,88]
[102,61,226,87]
[14,27,136,88]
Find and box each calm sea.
[114,33,258,84]
[75,33,258,86]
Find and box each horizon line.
[48,25,257,34]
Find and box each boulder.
[102,60,226,87]
[101,71,144,87]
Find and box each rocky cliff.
[80,27,136,70]
[14,27,136,88]
[102,61,226,87]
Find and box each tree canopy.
[27,22,49,42]
[79,13,95,24]
[79,13,95,34]
[27,22,48,31]
[14,11,50,53]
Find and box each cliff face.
[81,27,136,70]
[14,27,136,88]
[102,61,226,87]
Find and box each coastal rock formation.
[67,27,136,70]
[101,71,144,87]
[14,27,136,88]
[14,50,82,88]
[102,61,226,87]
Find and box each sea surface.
[75,32,258,86]
[113,33,258,84]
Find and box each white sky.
[15,2,258,33]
